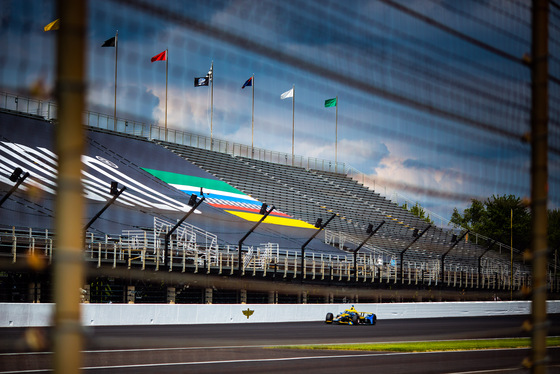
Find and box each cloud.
[296,137,389,170]
[148,82,240,136]
[362,140,469,215]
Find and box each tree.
[484,195,531,251]
[451,198,485,231]
[451,195,531,251]
[402,202,433,224]
[549,209,560,266]
[453,199,560,268]
[549,209,560,248]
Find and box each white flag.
[280,88,294,100]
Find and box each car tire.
[371,314,377,325]
[325,312,334,324]
[351,314,359,325]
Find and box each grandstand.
[1,0,559,309]
[0,94,548,304]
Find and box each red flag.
[151,50,167,62]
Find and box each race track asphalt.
[1,314,559,373]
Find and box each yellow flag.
[44,19,60,32]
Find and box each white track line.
[79,350,495,371]
[0,348,550,373]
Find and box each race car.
[325,305,377,325]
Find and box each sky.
[1,0,558,226]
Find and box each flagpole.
[210,61,214,150]
[251,73,255,153]
[291,84,295,166]
[335,95,338,172]
[165,49,168,142]
[113,30,118,132]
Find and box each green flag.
[324,97,337,107]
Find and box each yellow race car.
[325,306,377,325]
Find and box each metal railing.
[0,225,544,293]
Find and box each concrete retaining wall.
[1,301,559,327]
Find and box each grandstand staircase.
[118,217,219,271]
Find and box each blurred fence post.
[52,1,88,373]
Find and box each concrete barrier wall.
[1,301,559,327]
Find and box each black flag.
[101,36,116,47]
[194,76,209,87]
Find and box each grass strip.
[274,337,560,353]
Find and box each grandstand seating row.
[154,139,516,271]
